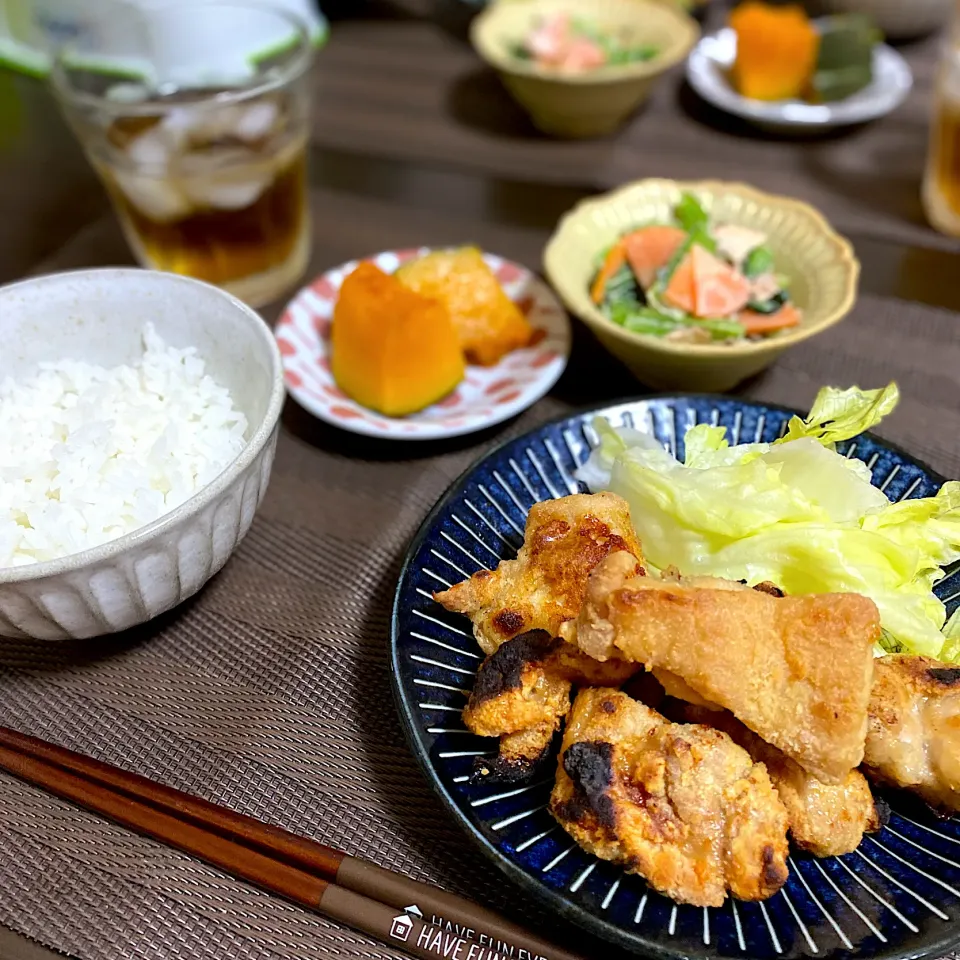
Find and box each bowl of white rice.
[0,268,284,640]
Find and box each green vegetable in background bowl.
[512,11,658,71]
[807,14,882,103]
[589,192,802,344]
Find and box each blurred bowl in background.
[470,0,699,139]
[543,178,860,392]
[807,0,952,39]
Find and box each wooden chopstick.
[0,726,583,960]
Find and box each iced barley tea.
[922,10,960,239]
[95,91,309,306]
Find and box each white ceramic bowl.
[0,268,284,641]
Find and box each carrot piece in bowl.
[663,249,697,313]
[691,246,751,318]
[740,302,802,335]
[590,240,627,304]
[624,226,686,289]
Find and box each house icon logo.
[390,913,414,943]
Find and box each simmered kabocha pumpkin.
[730,3,819,102]
[396,247,533,366]
[331,262,464,416]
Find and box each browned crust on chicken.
[464,630,640,782]
[550,689,789,907]
[667,701,881,857]
[864,655,960,813]
[562,552,879,784]
[434,493,645,656]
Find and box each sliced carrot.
[561,38,606,71]
[740,302,802,335]
[662,249,696,313]
[690,245,751,318]
[590,239,626,304]
[623,226,687,289]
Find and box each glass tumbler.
[51,0,314,307]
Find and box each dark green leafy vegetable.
[697,317,748,339]
[605,44,658,64]
[742,245,774,278]
[611,305,683,336]
[608,303,745,341]
[675,192,709,233]
[807,14,879,103]
[571,17,658,64]
[747,289,789,315]
[603,261,644,308]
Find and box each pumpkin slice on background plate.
[624,226,687,289]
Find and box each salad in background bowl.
[544,178,859,392]
[510,11,659,72]
[470,0,699,138]
[591,191,803,344]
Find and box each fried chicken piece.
[434,493,645,656]
[465,630,640,782]
[561,552,880,784]
[666,701,882,857]
[550,689,789,907]
[863,655,960,813]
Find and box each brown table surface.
[1,3,959,960]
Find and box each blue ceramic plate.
[391,396,960,960]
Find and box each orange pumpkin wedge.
[623,226,687,290]
[332,261,465,416]
[590,240,626,304]
[396,247,532,366]
[740,302,803,336]
[691,245,752,318]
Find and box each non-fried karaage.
[667,701,883,857]
[465,630,639,781]
[864,654,960,813]
[434,493,644,656]
[551,688,789,907]
[562,551,880,783]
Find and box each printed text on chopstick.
[414,917,551,960]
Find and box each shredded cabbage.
[578,384,960,661]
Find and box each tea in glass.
[923,14,960,237]
[52,2,314,307]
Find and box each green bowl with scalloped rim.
[470,0,700,138]
[543,179,860,392]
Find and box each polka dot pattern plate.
[275,249,571,440]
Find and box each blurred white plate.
[686,25,912,132]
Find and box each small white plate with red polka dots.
[275,248,571,440]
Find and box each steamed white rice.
[0,324,248,568]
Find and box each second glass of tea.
[51,1,313,307]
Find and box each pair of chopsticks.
[0,726,583,960]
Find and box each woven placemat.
[0,292,958,960]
